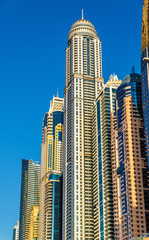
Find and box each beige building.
[111,74,149,239]
[92,74,121,240]
[13,221,19,240]
[63,12,104,240]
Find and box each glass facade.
[141,48,149,164]
[97,100,104,240]
[19,159,40,240]
[19,159,28,240]
[95,77,121,240]
[13,228,16,240]
[45,173,62,240]
[53,111,63,139]
[52,179,62,240]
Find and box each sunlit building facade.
[141,0,149,163]
[111,73,149,239]
[19,159,40,240]
[39,94,63,240]
[28,206,39,240]
[13,221,19,240]
[92,74,121,240]
[44,172,62,239]
[135,233,149,240]
[63,13,104,239]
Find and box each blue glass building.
[141,0,149,164]
[19,159,40,240]
[44,173,62,240]
[19,159,28,240]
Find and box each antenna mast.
[82,9,84,19]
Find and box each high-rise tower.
[63,12,104,239]
[92,74,121,240]
[13,221,19,240]
[39,95,63,240]
[19,159,40,240]
[141,0,149,163]
[111,73,149,239]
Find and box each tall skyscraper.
[63,12,104,239]
[39,94,63,240]
[13,221,19,240]
[141,0,149,163]
[92,74,121,240]
[19,159,40,240]
[111,73,149,239]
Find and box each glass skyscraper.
[19,159,40,240]
[44,173,62,239]
[111,73,149,239]
[39,94,63,240]
[63,13,104,239]
[141,0,149,163]
[92,74,121,240]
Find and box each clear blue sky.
[0,0,142,239]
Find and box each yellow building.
[28,206,39,240]
[39,95,63,240]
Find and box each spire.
[82,9,84,20]
[57,87,59,97]
[132,65,135,74]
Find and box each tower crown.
[68,18,98,41]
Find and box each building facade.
[111,73,149,239]
[39,95,63,240]
[135,233,149,240]
[141,0,149,163]
[63,13,104,239]
[44,172,62,239]
[13,221,19,240]
[92,74,121,240]
[19,159,40,240]
[28,206,39,240]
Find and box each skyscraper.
[13,221,19,240]
[92,74,121,240]
[111,73,149,239]
[19,159,40,240]
[141,0,149,163]
[39,94,63,240]
[63,12,104,239]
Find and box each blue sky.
[0,0,142,239]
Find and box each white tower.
[13,221,19,240]
[63,12,104,240]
